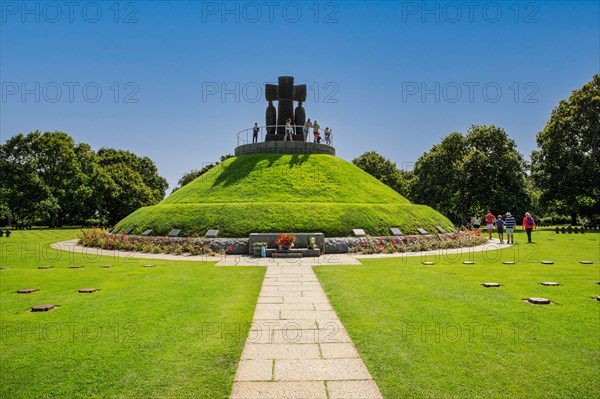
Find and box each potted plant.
[275,233,296,250]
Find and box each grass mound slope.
[116,154,453,237]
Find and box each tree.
[171,154,233,193]
[411,125,529,224]
[0,131,168,227]
[532,75,600,224]
[352,151,408,196]
[97,148,168,224]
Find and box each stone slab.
[327,380,383,399]
[320,343,360,358]
[274,359,371,381]
[230,381,327,399]
[242,343,321,360]
[234,359,273,381]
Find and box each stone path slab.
[230,265,383,399]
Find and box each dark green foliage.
[352,151,409,196]
[0,131,168,226]
[410,125,530,224]
[532,75,600,223]
[171,154,233,193]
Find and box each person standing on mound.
[504,212,516,244]
[523,212,536,243]
[284,118,293,141]
[312,120,320,143]
[485,210,495,239]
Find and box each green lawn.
[315,229,600,399]
[0,229,265,399]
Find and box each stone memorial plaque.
[580,261,593,264]
[435,226,446,234]
[416,228,429,235]
[422,261,434,265]
[390,228,403,236]
[528,297,551,305]
[124,227,134,235]
[17,289,37,294]
[540,282,559,286]
[31,304,55,312]
[141,229,153,236]
[503,261,515,265]
[167,229,181,237]
[78,288,98,293]
[143,264,156,268]
[205,229,219,238]
[541,261,554,265]
[463,261,475,264]
[38,266,53,269]
[101,265,112,268]
[352,229,366,237]
[69,265,83,269]
[482,283,501,287]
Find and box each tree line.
[352,75,599,225]
[0,131,168,227]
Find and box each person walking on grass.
[495,215,505,243]
[523,212,536,243]
[485,210,495,239]
[504,212,516,244]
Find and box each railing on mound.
[236,125,334,146]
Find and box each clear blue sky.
[1,1,598,191]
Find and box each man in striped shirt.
[505,212,516,244]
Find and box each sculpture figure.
[265,76,307,141]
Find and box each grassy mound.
[116,154,453,237]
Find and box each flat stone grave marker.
[352,229,366,237]
[596,296,600,301]
[416,228,429,235]
[17,288,37,294]
[110,227,122,234]
[540,282,560,286]
[143,264,156,268]
[580,261,593,264]
[205,229,219,238]
[503,261,515,264]
[31,304,55,312]
[422,261,434,265]
[167,228,181,237]
[435,226,446,234]
[463,261,475,264]
[124,227,134,235]
[541,261,554,265]
[389,227,403,236]
[101,265,112,268]
[141,229,153,236]
[482,282,501,287]
[527,297,551,305]
[0,267,7,270]
[69,265,83,269]
[38,265,53,269]
[78,288,98,293]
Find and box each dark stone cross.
[265,76,307,140]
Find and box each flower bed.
[79,229,216,255]
[348,230,488,255]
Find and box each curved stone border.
[51,238,507,266]
[235,141,335,156]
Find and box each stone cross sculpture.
[265,76,307,140]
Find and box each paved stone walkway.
[230,264,383,399]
